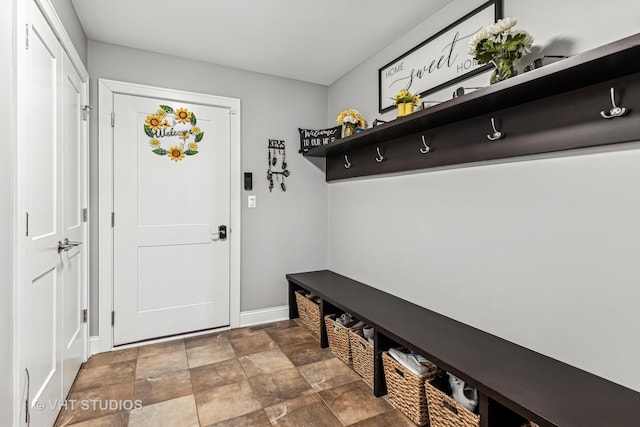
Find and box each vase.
[404,102,415,116]
[397,102,415,117]
[490,57,517,84]
[343,123,357,137]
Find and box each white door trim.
[98,79,242,352]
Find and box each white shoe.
[448,374,478,412]
[388,348,429,376]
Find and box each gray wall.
[88,41,328,334]
[1,0,14,424]
[50,0,87,65]
[327,0,640,392]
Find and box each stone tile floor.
[55,319,415,426]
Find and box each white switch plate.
[248,195,256,208]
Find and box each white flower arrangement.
[468,17,533,83]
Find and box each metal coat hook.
[344,154,351,169]
[420,135,431,154]
[600,87,628,119]
[486,117,504,141]
[375,146,385,163]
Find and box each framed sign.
[378,0,502,113]
[298,126,341,153]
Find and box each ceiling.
[71,0,452,86]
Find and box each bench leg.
[319,299,330,348]
[373,330,393,397]
[288,281,301,320]
[479,393,489,427]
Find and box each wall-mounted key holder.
[267,139,290,192]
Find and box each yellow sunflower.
[167,146,185,162]
[174,107,192,124]
[162,119,170,128]
[156,109,167,117]
[145,114,163,130]
[149,138,161,147]
[192,126,201,134]
[188,142,198,150]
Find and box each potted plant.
[336,109,366,137]
[393,89,420,117]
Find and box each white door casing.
[98,80,241,351]
[113,94,231,345]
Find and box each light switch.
[248,195,256,208]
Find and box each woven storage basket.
[294,291,320,338]
[349,329,374,387]
[425,380,480,427]
[382,351,437,426]
[324,314,354,365]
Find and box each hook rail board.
[305,32,640,182]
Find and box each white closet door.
[23,4,64,427]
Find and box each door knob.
[212,225,227,240]
[58,238,82,253]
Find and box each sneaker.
[448,374,478,411]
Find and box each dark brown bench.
[287,270,640,427]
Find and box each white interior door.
[23,4,63,426]
[113,94,231,345]
[61,52,87,398]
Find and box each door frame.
[97,79,242,352]
[13,0,90,425]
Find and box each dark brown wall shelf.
[306,32,640,181]
[287,270,640,427]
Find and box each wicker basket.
[349,329,374,387]
[382,351,437,426]
[294,291,320,338]
[324,314,355,365]
[425,380,480,427]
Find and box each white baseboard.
[240,305,289,327]
[88,307,288,356]
[89,336,100,357]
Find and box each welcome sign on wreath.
[378,0,502,113]
[144,105,204,162]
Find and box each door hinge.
[82,208,88,222]
[111,212,115,227]
[111,311,115,326]
[82,309,88,323]
[111,111,115,127]
[230,109,237,115]
[25,24,29,50]
[25,212,29,236]
[81,105,93,121]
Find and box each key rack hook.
[420,135,431,154]
[486,117,504,141]
[600,87,628,119]
[344,154,351,169]
[375,146,385,163]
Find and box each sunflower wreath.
[144,105,205,162]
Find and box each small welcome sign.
[298,126,341,153]
[378,0,502,113]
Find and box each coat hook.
[375,146,384,163]
[344,154,351,169]
[486,117,503,141]
[600,87,628,119]
[420,135,431,154]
